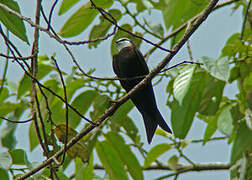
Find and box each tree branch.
[93,162,230,171]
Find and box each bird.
[112,38,172,143]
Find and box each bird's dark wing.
[133,46,149,75]
[112,54,122,77]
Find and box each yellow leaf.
[54,124,89,163]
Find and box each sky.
[0,0,243,179]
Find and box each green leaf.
[201,108,223,144]
[170,66,206,138]
[0,87,9,102]
[121,116,139,142]
[75,154,94,180]
[90,94,112,120]
[66,79,86,100]
[202,57,230,82]
[131,0,146,12]
[243,72,252,92]
[0,121,17,149]
[9,149,29,165]
[231,121,252,164]
[0,102,19,117]
[197,74,225,115]
[167,155,179,170]
[42,168,69,180]
[68,90,97,128]
[0,152,12,169]
[105,132,143,180]
[17,64,52,99]
[161,0,208,32]
[54,124,90,163]
[221,33,247,58]
[228,65,240,83]
[109,100,138,141]
[88,9,122,49]
[144,143,171,168]
[246,90,252,111]
[0,0,28,43]
[145,21,164,37]
[29,121,39,151]
[0,168,9,180]
[173,65,196,105]
[96,141,128,180]
[217,104,234,136]
[59,0,113,37]
[110,100,134,125]
[162,0,190,30]
[58,0,81,15]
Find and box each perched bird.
[112,38,172,143]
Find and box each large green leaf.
[0,152,12,169]
[201,105,225,143]
[173,65,196,105]
[0,121,17,149]
[161,0,208,46]
[17,64,52,99]
[109,100,138,140]
[161,0,189,30]
[96,141,128,180]
[66,79,86,100]
[59,0,113,37]
[144,143,171,168]
[75,154,94,180]
[131,0,146,12]
[0,0,28,43]
[90,94,112,120]
[202,57,230,82]
[0,168,9,180]
[221,33,247,58]
[68,90,97,128]
[197,73,225,115]
[105,132,143,180]
[0,102,19,118]
[0,87,9,102]
[29,121,39,151]
[171,66,225,138]
[170,66,205,138]
[58,0,81,15]
[121,116,139,142]
[9,149,29,165]
[110,100,134,124]
[217,104,234,136]
[88,9,122,49]
[231,121,252,164]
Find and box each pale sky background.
[0,0,243,179]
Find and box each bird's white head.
[116,38,133,51]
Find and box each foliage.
[0,0,251,179]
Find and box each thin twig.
[51,56,68,165]
[0,116,33,123]
[154,162,230,180]
[0,53,36,60]
[0,29,9,95]
[240,0,252,39]
[47,0,58,31]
